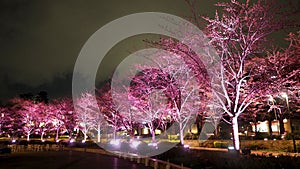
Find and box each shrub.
[213,141,228,148]
[199,141,214,148]
[254,132,271,140]
[247,142,268,150]
[219,131,231,139]
[285,132,300,140]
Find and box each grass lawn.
[154,146,300,169]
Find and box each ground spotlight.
[110,139,120,146]
[130,140,141,149]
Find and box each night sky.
[0,0,299,103]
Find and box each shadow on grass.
[154,145,300,169]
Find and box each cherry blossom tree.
[51,98,77,141]
[75,92,107,143]
[111,86,138,138]
[74,92,98,142]
[97,86,123,141]
[140,53,203,145]
[17,99,40,141]
[204,1,295,151]
[250,31,300,135]
[0,107,8,134]
[48,101,67,141]
[148,0,297,150]
[2,98,24,137]
[185,0,297,151]
[34,102,52,141]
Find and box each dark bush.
[242,147,251,155]
[18,140,28,145]
[254,132,270,140]
[285,132,300,140]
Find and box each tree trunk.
[97,124,101,143]
[113,127,116,141]
[214,123,219,137]
[84,132,87,141]
[27,132,30,141]
[56,127,60,141]
[254,119,258,133]
[151,130,156,143]
[279,115,285,135]
[41,131,44,141]
[232,116,240,151]
[179,122,184,145]
[268,119,273,137]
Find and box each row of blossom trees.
[0,97,76,141]
[146,0,300,150]
[0,1,299,151]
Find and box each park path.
[0,151,152,169]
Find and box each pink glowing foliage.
[51,98,77,141]
[124,50,205,144]
[96,84,123,141]
[149,0,298,150]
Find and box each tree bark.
[279,115,285,135]
[179,122,184,145]
[56,127,60,141]
[97,124,101,143]
[151,130,156,143]
[268,119,273,137]
[232,116,240,151]
[41,131,44,141]
[27,132,30,141]
[113,127,116,141]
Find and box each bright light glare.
[70,139,75,143]
[268,96,274,102]
[12,139,16,143]
[81,140,86,143]
[110,139,120,146]
[281,92,288,98]
[183,144,190,149]
[130,140,141,148]
[148,142,158,147]
[228,146,234,150]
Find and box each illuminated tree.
[2,98,23,137]
[97,86,123,141]
[48,101,67,141]
[250,31,300,135]
[34,102,52,141]
[0,107,10,134]
[129,76,172,143]
[17,99,40,141]
[141,53,203,145]
[150,0,297,150]
[75,93,98,142]
[111,87,138,138]
[75,92,106,143]
[50,98,77,141]
[127,58,203,144]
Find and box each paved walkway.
[0,151,152,169]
